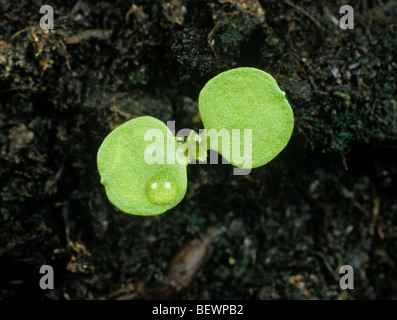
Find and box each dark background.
[0,0,396,299]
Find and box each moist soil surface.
[1,0,396,300]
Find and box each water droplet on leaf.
[145,172,178,205]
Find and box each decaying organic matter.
[104,226,225,300]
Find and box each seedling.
[97,67,294,216]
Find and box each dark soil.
[1,0,396,300]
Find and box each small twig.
[341,155,349,171]
[353,200,370,218]
[372,196,381,239]
[276,51,305,81]
[313,251,338,281]
[207,21,225,55]
[276,52,289,81]
[284,0,322,29]
[11,27,29,39]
